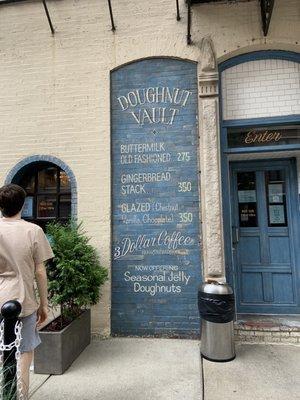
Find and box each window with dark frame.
[237,171,258,228]
[13,162,72,230]
[265,170,287,227]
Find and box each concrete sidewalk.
[203,343,299,400]
[29,339,300,400]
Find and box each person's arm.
[35,262,49,326]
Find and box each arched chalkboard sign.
[111,58,202,337]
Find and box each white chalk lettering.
[117,87,192,126]
[120,143,165,153]
[133,283,182,296]
[121,202,151,213]
[121,184,146,195]
[120,172,171,184]
[113,230,194,259]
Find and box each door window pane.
[60,171,71,192]
[59,195,71,218]
[38,168,57,192]
[20,175,35,194]
[266,170,287,227]
[37,195,57,219]
[237,171,258,227]
[22,196,34,218]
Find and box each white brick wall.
[222,59,300,120]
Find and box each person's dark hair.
[0,184,26,217]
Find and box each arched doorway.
[219,50,300,315]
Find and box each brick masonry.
[0,0,299,335]
[110,59,202,337]
[234,322,300,345]
[221,59,300,120]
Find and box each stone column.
[198,37,225,281]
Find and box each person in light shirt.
[0,184,54,399]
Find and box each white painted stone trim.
[198,38,225,280]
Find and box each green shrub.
[46,221,108,321]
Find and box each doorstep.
[234,314,300,344]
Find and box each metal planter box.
[34,309,91,375]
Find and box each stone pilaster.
[198,37,225,280]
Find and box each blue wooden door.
[230,159,300,314]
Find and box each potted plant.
[34,220,108,375]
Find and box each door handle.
[232,227,240,245]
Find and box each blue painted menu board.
[111,59,202,337]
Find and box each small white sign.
[268,184,283,203]
[269,205,285,224]
[22,196,33,218]
[238,190,256,203]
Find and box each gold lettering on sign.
[244,130,282,144]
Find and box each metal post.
[42,0,55,35]
[176,0,181,21]
[260,0,274,36]
[1,301,22,400]
[107,0,116,31]
[187,0,191,45]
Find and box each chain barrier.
[0,319,24,400]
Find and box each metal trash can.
[198,281,235,362]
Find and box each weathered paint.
[111,58,202,337]
[230,159,300,314]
